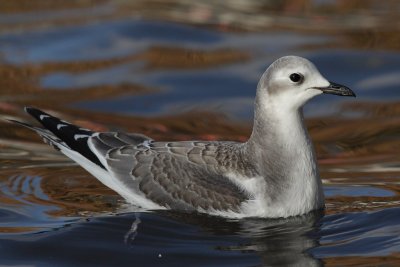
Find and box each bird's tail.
[9,107,104,168]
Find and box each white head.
[257,56,355,111]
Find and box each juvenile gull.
[10,56,355,218]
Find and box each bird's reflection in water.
[124,209,324,266]
[124,215,141,245]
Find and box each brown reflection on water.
[140,47,249,70]
[0,166,119,216]
[0,0,109,13]
[311,102,400,166]
[0,46,248,108]
[307,101,400,215]
[324,253,400,267]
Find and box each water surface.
[1,1,400,266]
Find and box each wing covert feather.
[135,147,247,211]
[90,137,249,212]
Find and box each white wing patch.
[57,124,68,130]
[142,140,152,148]
[74,134,90,140]
[39,115,50,120]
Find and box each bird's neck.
[248,98,310,148]
[246,100,324,215]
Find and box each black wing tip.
[24,106,36,114]
[24,106,49,120]
[22,106,104,169]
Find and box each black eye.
[289,73,303,83]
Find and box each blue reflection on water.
[316,207,400,257]
[324,185,395,197]
[0,20,223,63]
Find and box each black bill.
[315,81,356,97]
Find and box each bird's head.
[257,56,355,111]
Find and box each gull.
[10,56,355,218]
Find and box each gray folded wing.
[89,133,247,212]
